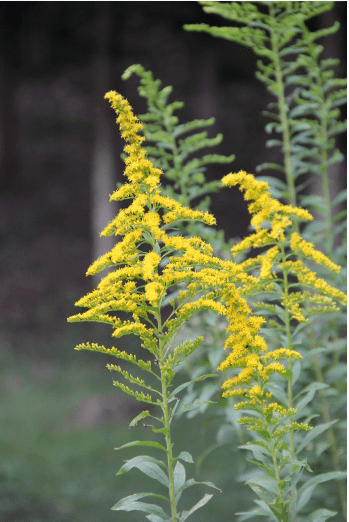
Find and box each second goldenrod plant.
[219,171,346,521]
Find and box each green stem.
[269,5,298,232]
[157,310,177,522]
[280,242,295,462]
[261,406,285,520]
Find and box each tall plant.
[218,171,346,520]
[68,91,257,521]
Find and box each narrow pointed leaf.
[168,374,217,401]
[176,478,221,500]
[115,440,167,452]
[296,421,338,454]
[112,492,169,510]
[180,493,214,522]
[117,455,169,487]
[112,499,170,519]
[303,509,337,522]
[146,515,170,522]
[178,400,216,414]
[129,410,150,427]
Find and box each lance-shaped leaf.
[168,374,217,402]
[177,399,216,414]
[179,493,214,522]
[117,455,169,487]
[115,440,167,453]
[303,509,337,522]
[297,471,346,511]
[112,493,170,519]
[146,515,170,522]
[129,410,150,428]
[175,478,221,503]
[173,461,186,503]
[246,476,279,504]
[296,420,338,455]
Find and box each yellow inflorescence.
[68,92,259,387]
[219,170,346,420]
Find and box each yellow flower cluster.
[284,260,347,306]
[222,171,312,251]
[145,282,165,306]
[290,232,341,273]
[68,92,258,381]
[219,171,346,409]
[260,245,279,279]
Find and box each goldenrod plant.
[218,171,346,521]
[68,92,261,521]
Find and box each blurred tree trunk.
[91,2,116,282]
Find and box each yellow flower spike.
[142,251,161,280]
[145,282,165,306]
[248,385,263,399]
[290,232,341,273]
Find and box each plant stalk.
[269,5,298,228]
[157,310,178,522]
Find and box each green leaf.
[297,472,346,511]
[247,459,275,479]
[174,461,186,504]
[180,493,214,522]
[296,420,338,454]
[331,189,347,208]
[146,515,170,522]
[246,476,278,497]
[114,440,167,452]
[294,381,328,401]
[236,504,273,520]
[178,400,216,414]
[152,426,169,436]
[116,455,169,487]
[111,493,170,519]
[129,410,150,427]
[295,385,329,418]
[168,374,217,402]
[303,509,337,522]
[281,368,293,381]
[177,451,194,463]
[175,478,221,502]
[246,482,278,505]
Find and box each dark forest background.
[0,3,346,522]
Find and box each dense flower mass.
[67,95,264,394]
[219,171,346,412]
